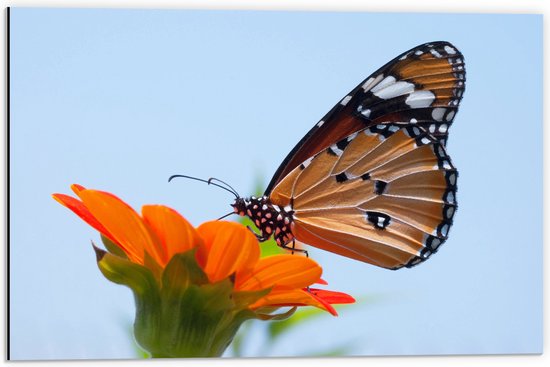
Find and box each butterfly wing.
[269,125,457,269]
[265,41,465,194]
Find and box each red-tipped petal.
[250,288,337,316]
[316,278,329,285]
[308,288,356,305]
[52,193,116,244]
[71,184,86,194]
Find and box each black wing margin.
[265,41,465,194]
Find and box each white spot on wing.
[373,80,415,100]
[446,110,455,121]
[301,156,314,169]
[362,74,384,92]
[370,75,396,94]
[330,144,344,156]
[405,90,435,108]
[441,223,449,236]
[317,120,325,127]
[431,108,446,121]
[430,48,443,58]
[358,107,371,118]
[421,137,432,145]
[340,95,352,106]
[444,45,457,54]
[348,132,358,141]
[449,173,456,185]
[446,191,455,203]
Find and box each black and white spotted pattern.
[353,42,466,146]
[232,196,295,247]
[265,41,466,195]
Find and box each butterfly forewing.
[265,41,465,194]
[269,125,457,269]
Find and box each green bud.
[93,246,261,358]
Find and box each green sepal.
[100,234,128,259]
[161,249,208,290]
[93,243,294,358]
[232,287,271,309]
[92,243,159,298]
[93,243,162,351]
[143,250,163,282]
[255,306,297,321]
[139,278,252,358]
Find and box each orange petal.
[196,221,260,283]
[52,193,115,242]
[141,205,203,266]
[236,255,322,291]
[308,288,356,305]
[71,184,86,194]
[250,288,337,315]
[316,278,329,285]
[75,189,161,265]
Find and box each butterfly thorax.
[232,196,295,246]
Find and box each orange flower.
[53,184,354,317]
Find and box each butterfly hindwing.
[265,41,465,194]
[269,125,457,269]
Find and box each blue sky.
[9,8,542,359]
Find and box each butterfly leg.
[281,239,309,258]
[246,225,269,242]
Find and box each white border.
[2,1,547,367]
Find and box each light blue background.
[9,8,542,359]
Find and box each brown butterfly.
[174,41,465,270]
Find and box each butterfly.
[173,41,465,270]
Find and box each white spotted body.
[232,196,295,246]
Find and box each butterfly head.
[231,197,248,216]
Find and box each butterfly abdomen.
[232,196,295,246]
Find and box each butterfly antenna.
[207,177,240,198]
[168,174,239,198]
